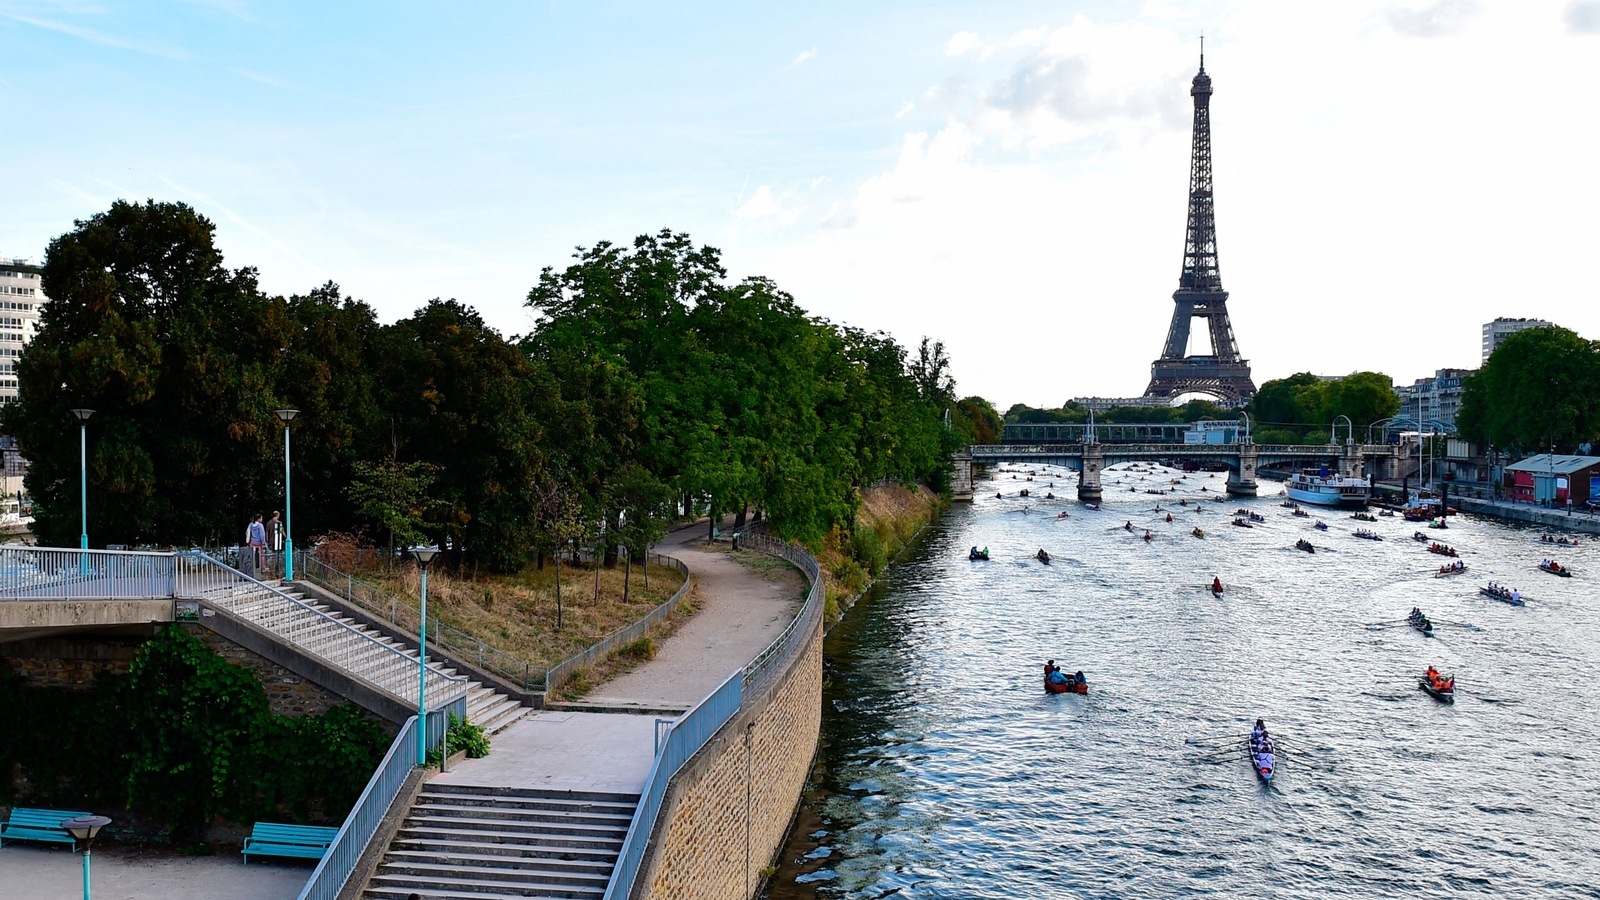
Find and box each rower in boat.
[1193,527,1206,538]
[1314,520,1328,531]
[1124,521,1134,532]
[1143,531,1153,542]
[1295,538,1315,553]
[1035,548,1051,564]
[1212,575,1224,594]
[968,546,990,561]
[1165,513,1174,523]
[1420,666,1455,702]
[1539,559,1572,577]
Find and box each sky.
[3,0,1598,410]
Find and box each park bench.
[0,807,93,848]
[242,822,339,864]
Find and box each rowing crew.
[1485,582,1520,603]
[1250,719,1276,776]
[1438,560,1464,573]
[1409,607,1432,629]
[1424,665,1454,693]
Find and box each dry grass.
[364,559,687,669]
[555,585,705,699]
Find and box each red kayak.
[1045,676,1088,695]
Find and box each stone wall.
[640,614,822,900]
[0,624,388,725]
[0,629,151,688]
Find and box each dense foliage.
[1004,399,1236,426]
[0,626,388,838]
[2,202,960,568]
[1456,327,1600,452]
[1247,371,1400,444]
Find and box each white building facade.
[1482,317,1554,364]
[0,257,44,407]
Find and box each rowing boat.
[1538,561,1572,578]
[1479,586,1524,606]
[1248,738,1275,782]
[1434,564,1467,577]
[1419,678,1454,703]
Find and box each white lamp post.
[62,815,111,900]
[413,546,438,765]
[275,409,299,579]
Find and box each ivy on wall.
[0,625,388,841]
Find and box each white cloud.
[734,185,805,229]
[789,47,816,67]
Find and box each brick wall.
[640,616,823,900]
[182,624,368,720]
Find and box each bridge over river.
[960,440,1405,502]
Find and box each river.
[763,462,1600,899]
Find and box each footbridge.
[967,441,1403,502]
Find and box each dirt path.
[577,520,804,707]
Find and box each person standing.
[265,511,282,552]
[246,513,267,575]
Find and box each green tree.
[1456,326,1600,451]
[1,200,284,547]
[953,396,1003,444]
[346,459,437,558]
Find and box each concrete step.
[423,785,639,805]
[393,825,622,854]
[416,793,635,818]
[365,881,603,900]
[409,802,631,829]
[366,872,605,899]
[397,817,626,843]
[375,858,612,887]
[383,837,619,863]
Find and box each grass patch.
[353,558,687,672]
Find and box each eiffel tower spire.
[1145,51,1256,404]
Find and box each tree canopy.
[3,208,960,567]
[1456,326,1600,452]
[1247,371,1400,442]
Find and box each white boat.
[1285,470,1371,509]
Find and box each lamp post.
[274,409,299,579]
[62,814,111,900]
[413,546,438,765]
[70,409,94,550]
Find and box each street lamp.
[62,814,111,900]
[413,546,438,765]
[274,409,299,579]
[70,409,94,551]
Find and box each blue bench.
[0,808,93,848]
[242,822,339,864]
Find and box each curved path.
[434,519,804,793]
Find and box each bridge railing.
[0,547,176,600]
[175,551,471,709]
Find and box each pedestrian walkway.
[359,518,807,897]
[0,842,311,899]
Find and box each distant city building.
[0,257,45,407]
[1482,317,1554,364]
[1397,368,1472,432]
[1072,396,1173,412]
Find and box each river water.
[763,462,1600,899]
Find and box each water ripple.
[765,464,1600,899]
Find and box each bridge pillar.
[1227,445,1258,498]
[1078,445,1103,502]
[1339,443,1365,480]
[951,450,973,502]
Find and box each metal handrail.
[603,533,825,900]
[299,551,693,698]
[295,716,421,900]
[298,554,551,691]
[177,552,470,709]
[0,547,176,600]
[542,553,692,697]
[601,672,743,900]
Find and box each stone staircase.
[205,579,528,735]
[363,783,638,899]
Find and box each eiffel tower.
[1144,51,1256,404]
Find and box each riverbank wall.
[635,542,825,900]
[816,483,944,625]
[1455,497,1600,536]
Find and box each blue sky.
[4,1,1599,407]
